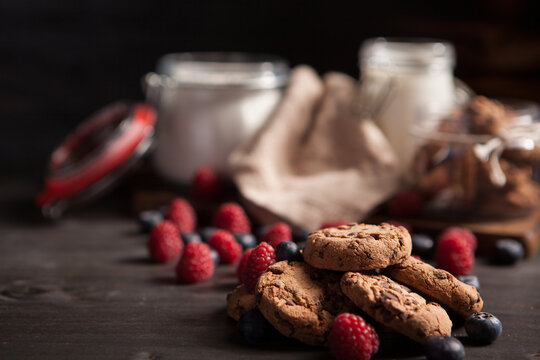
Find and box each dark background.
[2,0,540,177]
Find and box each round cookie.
[341,272,452,343]
[255,261,356,345]
[226,284,256,321]
[384,256,483,317]
[303,223,412,271]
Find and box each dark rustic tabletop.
[1,177,539,360]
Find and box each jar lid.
[36,102,156,218]
[360,37,455,71]
[153,52,290,89]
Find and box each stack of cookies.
[227,222,483,346]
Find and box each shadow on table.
[193,305,425,359]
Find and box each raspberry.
[388,190,424,218]
[212,202,251,233]
[320,219,350,229]
[260,222,292,249]
[148,221,183,263]
[436,236,474,276]
[191,166,221,199]
[166,198,196,232]
[242,242,276,291]
[330,313,379,360]
[176,242,215,283]
[236,249,253,283]
[208,229,242,264]
[438,227,477,251]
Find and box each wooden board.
[370,209,540,258]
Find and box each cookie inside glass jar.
[411,96,540,219]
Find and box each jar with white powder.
[359,38,462,178]
[144,53,289,183]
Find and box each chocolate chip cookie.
[384,256,483,317]
[255,261,356,345]
[303,223,412,271]
[341,272,452,343]
[226,284,256,321]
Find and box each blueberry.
[276,241,302,262]
[292,228,311,243]
[209,248,220,265]
[458,275,480,290]
[465,312,503,344]
[493,239,524,265]
[181,232,202,244]
[425,336,465,360]
[138,210,163,233]
[411,233,434,257]
[237,309,271,345]
[234,233,257,250]
[200,227,218,242]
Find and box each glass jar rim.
[411,98,540,144]
[156,52,290,89]
[360,37,456,71]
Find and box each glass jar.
[359,38,459,177]
[144,53,289,183]
[411,96,540,219]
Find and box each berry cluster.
[236,223,306,291]
[424,312,503,360]
[139,167,310,285]
[142,197,308,285]
[143,197,252,283]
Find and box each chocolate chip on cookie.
[303,223,412,271]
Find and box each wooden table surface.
[1,178,539,360]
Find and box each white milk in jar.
[144,53,289,183]
[359,38,457,177]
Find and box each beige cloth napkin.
[229,66,400,230]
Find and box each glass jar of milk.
[144,53,289,183]
[359,38,458,179]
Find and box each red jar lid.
[36,102,156,218]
